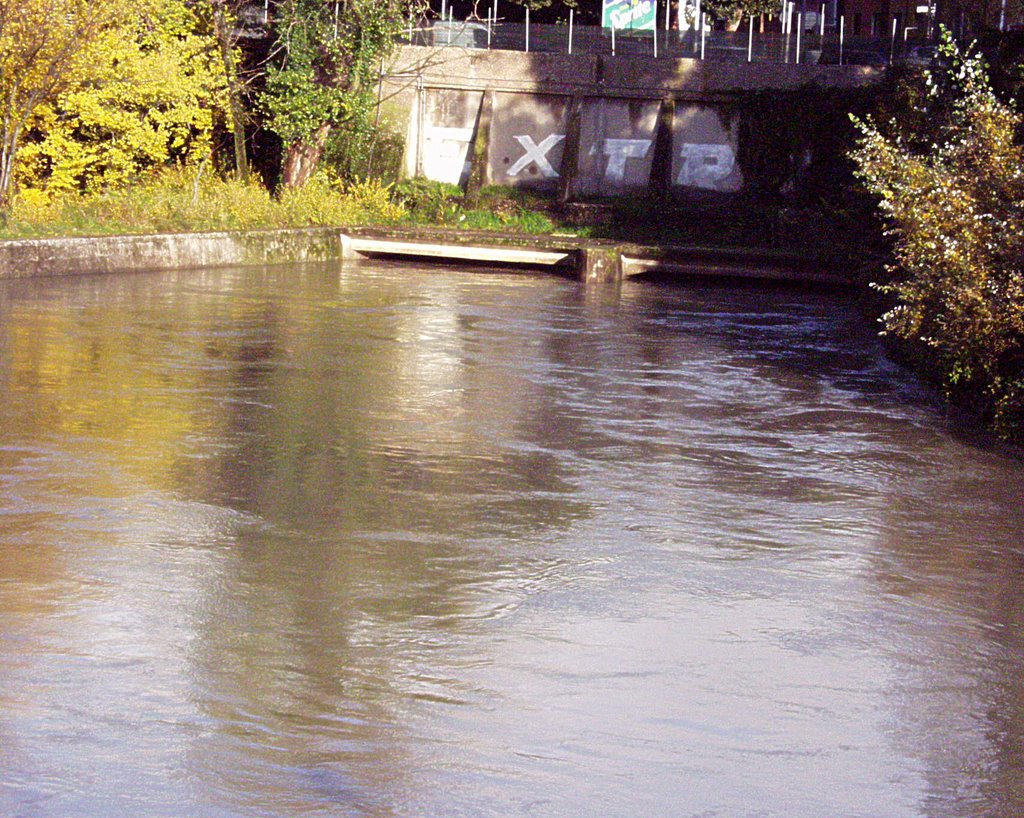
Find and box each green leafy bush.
[851,29,1024,439]
[394,178,465,223]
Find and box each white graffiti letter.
[676,143,736,190]
[507,134,566,179]
[602,138,651,183]
[423,126,475,186]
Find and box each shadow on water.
[1,260,1023,817]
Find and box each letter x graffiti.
[507,134,566,179]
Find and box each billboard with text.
[602,0,656,30]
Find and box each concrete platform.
[0,226,853,286]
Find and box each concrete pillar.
[577,246,623,284]
[558,95,585,203]
[466,91,494,195]
[650,98,676,199]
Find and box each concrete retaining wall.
[384,45,880,198]
[0,228,347,280]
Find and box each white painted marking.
[676,143,737,189]
[603,139,652,183]
[423,126,475,185]
[507,134,566,179]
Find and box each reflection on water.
[0,262,1022,818]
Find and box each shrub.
[394,178,464,223]
[851,29,1024,439]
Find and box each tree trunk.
[0,124,24,215]
[281,124,333,188]
[213,2,249,183]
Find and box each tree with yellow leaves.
[0,0,128,211]
[16,0,229,197]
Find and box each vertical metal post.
[819,3,825,38]
[838,15,844,65]
[525,6,530,52]
[569,8,574,54]
[783,2,790,61]
[487,8,492,48]
[747,16,753,62]
[796,13,802,63]
[890,17,896,62]
[700,12,706,59]
[654,21,659,57]
[612,23,616,55]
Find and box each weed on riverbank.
[2,172,871,260]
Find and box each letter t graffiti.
[507,134,566,179]
[602,139,651,183]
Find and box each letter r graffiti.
[507,134,566,179]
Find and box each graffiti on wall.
[417,92,744,195]
[422,126,475,186]
[503,134,737,190]
[676,144,737,189]
[506,135,566,178]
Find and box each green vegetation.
[3,169,404,238]
[851,30,1024,440]
[261,0,423,188]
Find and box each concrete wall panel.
[670,105,743,193]
[488,93,571,192]
[575,98,661,197]
[420,89,483,186]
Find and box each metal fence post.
[569,8,574,54]
[525,6,530,52]
[748,16,753,62]
[839,15,844,64]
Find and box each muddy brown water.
[1,261,1022,818]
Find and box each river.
[0,261,1022,818]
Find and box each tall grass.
[3,168,406,239]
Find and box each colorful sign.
[602,0,656,30]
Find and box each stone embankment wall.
[382,46,881,198]
[0,229,347,280]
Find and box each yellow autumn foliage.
[15,0,228,195]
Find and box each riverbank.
[0,225,856,286]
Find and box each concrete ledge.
[0,226,853,286]
[0,228,345,279]
[389,46,883,97]
[350,236,574,266]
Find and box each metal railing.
[401,18,936,66]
